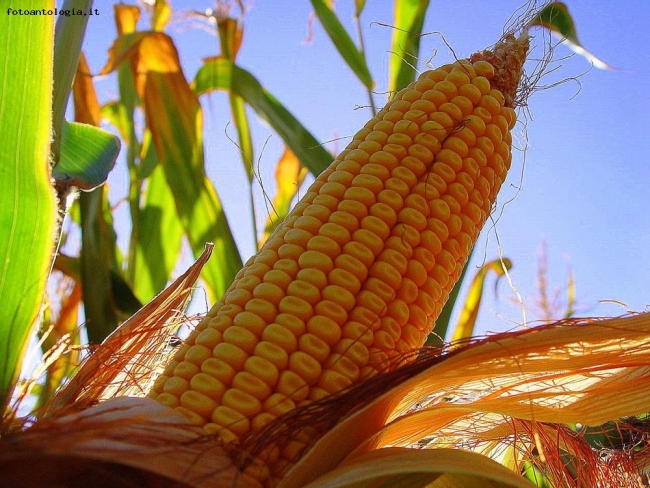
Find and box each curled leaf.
[528,2,614,70]
[450,258,512,343]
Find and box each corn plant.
[1,1,649,487]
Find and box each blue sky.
[80,0,649,337]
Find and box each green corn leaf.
[100,101,131,147]
[528,2,613,69]
[53,121,121,191]
[450,258,512,343]
[216,17,254,181]
[310,0,374,90]
[0,0,58,411]
[389,0,431,93]
[103,31,243,302]
[523,461,554,488]
[147,70,242,303]
[132,164,183,302]
[193,57,332,177]
[109,269,143,316]
[51,0,93,164]
[79,187,121,344]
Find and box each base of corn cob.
[149,33,530,485]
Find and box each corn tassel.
[150,34,530,484]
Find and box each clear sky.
[80,0,649,337]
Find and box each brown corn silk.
[149,34,530,485]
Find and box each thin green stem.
[249,180,259,252]
[354,13,376,116]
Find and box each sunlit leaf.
[54,121,121,191]
[389,0,431,93]
[259,147,308,246]
[152,0,171,32]
[115,3,140,35]
[354,0,366,17]
[102,31,243,302]
[79,187,121,344]
[310,0,374,89]
[100,101,130,144]
[283,313,650,486]
[132,165,183,302]
[51,0,93,163]
[302,448,534,488]
[193,57,333,177]
[450,258,512,343]
[523,461,554,488]
[217,17,243,61]
[0,1,58,411]
[217,15,255,197]
[427,250,474,347]
[36,281,82,408]
[528,2,613,70]
[62,53,121,192]
[73,52,100,125]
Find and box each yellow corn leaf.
[115,4,140,36]
[37,282,82,407]
[102,29,242,302]
[450,258,512,344]
[281,313,650,486]
[218,17,244,61]
[259,147,308,247]
[152,0,172,32]
[302,447,534,488]
[73,52,99,126]
[217,16,255,192]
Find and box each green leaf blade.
[528,2,613,70]
[310,0,374,89]
[0,4,58,409]
[389,0,431,93]
[54,121,121,191]
[132,165,183,302]
[144,67,243,303]
[193,58,332,177]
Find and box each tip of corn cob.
[470,34,530,107]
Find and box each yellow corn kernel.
[180,390,218,419]
[190,373,226,401]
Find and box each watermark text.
[6,8,99,17]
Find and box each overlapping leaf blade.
[310,0,374,90]
[194,57,333,177]
[528,2,613,69]
[284,314,650,486]
[0,1,58,410]
[54,121,120,191]
[103,32,243,302]
[450,258,512,343]
[389,0,431,93]
[303,448,534,488]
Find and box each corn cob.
[150,34,529,484]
